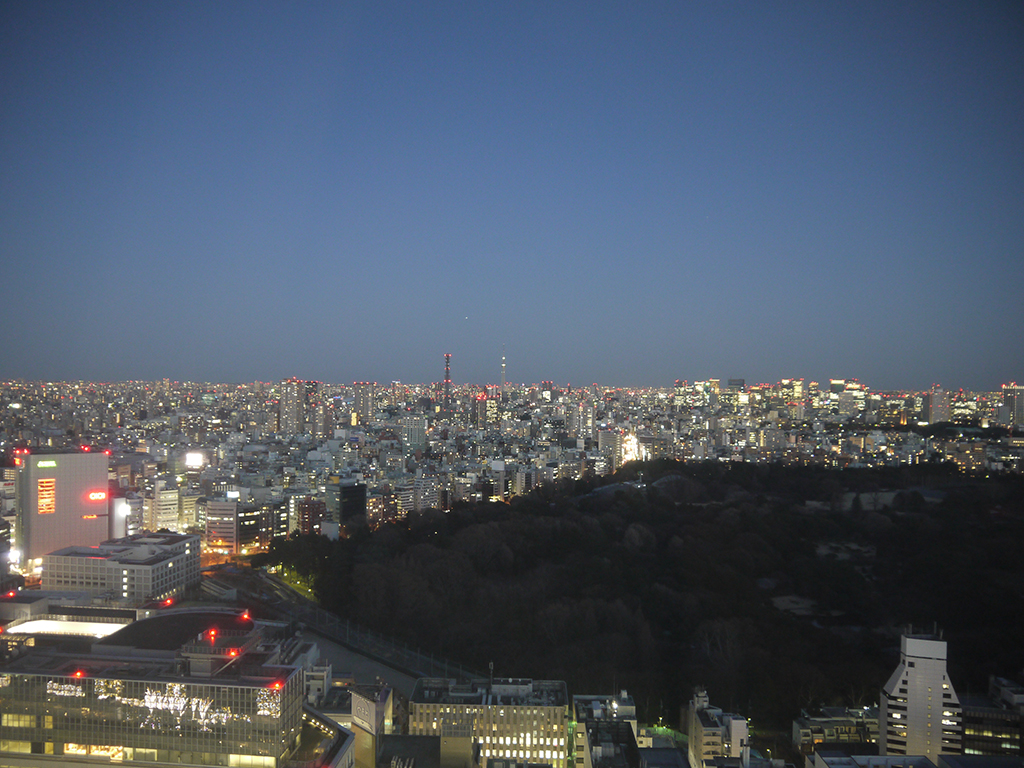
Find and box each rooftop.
[411,677,568,708]
[94,608,253,652]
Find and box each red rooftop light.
[229,649,238,657]
[73,670,85,679]
[164,598,173,606]
[270,681,283,690]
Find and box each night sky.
[2,2,1022,391]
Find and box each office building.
[401,416,427,451]
[40,533,200,604]
[880,634,962,758]
[13,450,110,574]
[408,677,570,768]
[203,499,265,555]
[144,479,180,532]
[960,676,1023,757]
[687,689,748,768]
[0,609,353,768]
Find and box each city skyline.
[0,368,1021,395]
[2,3,1022,390]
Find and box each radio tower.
[443,353,453,416]
[501,346,507,399]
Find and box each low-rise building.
[792,707,880,755]
[40,532,200,603]
[686,689,748,768]
[409,677,570,768]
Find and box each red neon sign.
[87,491,107,501]
[81,514,99,520]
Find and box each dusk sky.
[2,2,1022,391]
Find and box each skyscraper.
[278,378,305,435]
[352,382,376,425]
[928,385,951,424]
[880,633,961,757]
[1002,383,1024,428]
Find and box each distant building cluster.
[1,375,1023,586]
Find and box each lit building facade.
[408,677,569,767]
[960,676,1023,757]
[0,610,355,768]
[880,634,961,758]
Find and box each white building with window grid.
[40,533,200,604]
[880,633,962,757]
[409,677,569,768]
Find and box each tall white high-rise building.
[144,479,180,532]
[880,633,961,757]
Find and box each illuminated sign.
[37,460,57,468]
[87,491,107,501]
[82,515,99,520]
[38,479,56,515]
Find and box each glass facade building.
[0,611,312,768]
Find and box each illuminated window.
[38,479,56,515]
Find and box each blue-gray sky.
[2,1,1022,391]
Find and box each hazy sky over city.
[2,2,1022,391]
